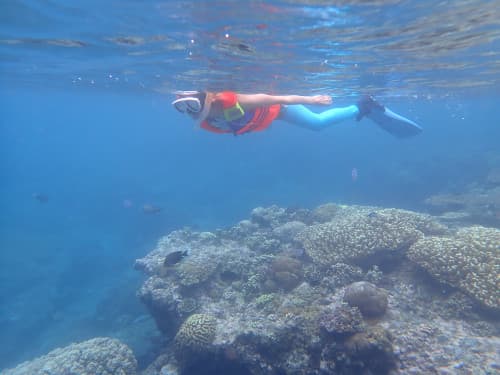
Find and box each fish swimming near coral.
[142,204,161,214]
[32,193,49,203]
[164,250,189,266]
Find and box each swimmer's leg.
[278,104,359,131]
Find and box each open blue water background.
[1,0,499,370]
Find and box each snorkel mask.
[172,91,207,116]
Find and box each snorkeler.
[172,91,422,138]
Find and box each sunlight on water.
[1,0,499,97]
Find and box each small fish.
[351,168,358,182]
[142,204,161,214]
[164,250,189,266]
[32,193,49,203]
[367,211,378,218]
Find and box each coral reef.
[272,220,307,242]
[3,338,136,375]
[321,263,364,290]
[319,303,365,337]
[268,255,303,291]
[250,205,289,228]
[343,326,396,373]
[388,268,500,375]
[319,325,397,375]
[122,203,500,375]
[136,275,183,334]
[174,313,217,364]
[254,293,278,310]
[408,225,500,311]
[297,208,446,267]
[8,202,499,375]
[343,281,389,318]
[310,202,341,222]
[135,229,258,334]
[129,204,498,374]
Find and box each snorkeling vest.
[201,91,281,135]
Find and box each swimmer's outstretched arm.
[236,93,332,109]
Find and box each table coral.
[297,208,444,266]
[408,226,500,310]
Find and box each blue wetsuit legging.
[278,104,360,131]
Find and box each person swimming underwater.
[172,90,422,138]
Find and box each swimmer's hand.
[309,95,333,105]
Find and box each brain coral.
[174,313,217,357]
[297,208,444,266]
[408,226,500,310]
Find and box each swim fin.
[357,95,423,138]
[367,105,423,138]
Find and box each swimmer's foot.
[356,95,384,121]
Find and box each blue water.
[1,0,499,370]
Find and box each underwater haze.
[1,0,499,372]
